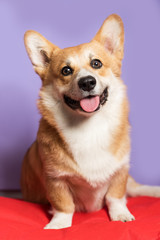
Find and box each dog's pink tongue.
[80,96,100,113]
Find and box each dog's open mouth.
[64,87,108,113]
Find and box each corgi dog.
[21,14,160,229]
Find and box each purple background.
[0,0,160,190]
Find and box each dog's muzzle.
[64,87,108,113]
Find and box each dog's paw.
[44,211,73,230]
[110,208,135,222]
[44,220,72,229]
[107,196,135,223]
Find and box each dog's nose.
[78,76,96,92]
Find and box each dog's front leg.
[44,178,75,229]
[105,167,135,222]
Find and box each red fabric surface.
[0,196,160,240]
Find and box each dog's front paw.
[110,208,135,222]
[44,211,73,229]
[107,196,135,223]
[44,220,71,229]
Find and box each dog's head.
[24,14,125,118]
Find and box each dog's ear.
[93,14,124,60]
[24,30,59,77]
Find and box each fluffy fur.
[21,14,160,229]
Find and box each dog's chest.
[59,113,122,184]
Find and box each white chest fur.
[52,104,129,186]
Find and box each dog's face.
[24,14,124,117]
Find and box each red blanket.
[0,196,160,240]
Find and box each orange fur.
[21,141,47,203]
[109,97,131,161]
[106,167,129,199]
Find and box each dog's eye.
[90,59,102,69]
[61,66,73,76]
